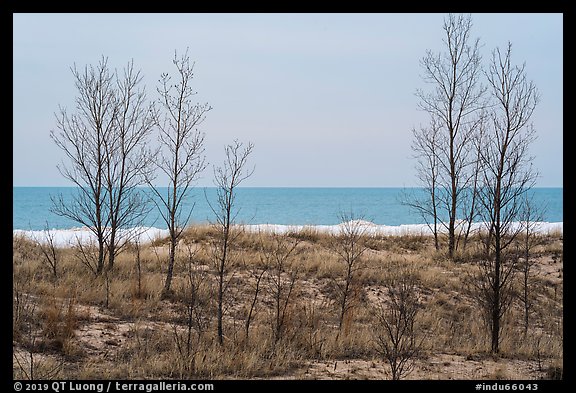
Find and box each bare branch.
[209,140,254,345]
[145,49,210,297]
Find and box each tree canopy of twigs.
[51,56,154,276]
[412,13,487,259]
[146,49,211,298]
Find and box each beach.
[13,219,564,248]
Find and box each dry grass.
[12,227,563,380]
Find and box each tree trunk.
[448,131,457,259]
[338,269,352,334]
[217,265,224,345]
[97,239,106,275]
[162,233,177,298]
[432,187,439,251]
[217,227,229,346]
[107,229,116,271]
[491,224,501,354]
[523,269,529,335]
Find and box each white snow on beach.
[13,226,170,248]
[242,220,563,237]
[13,221,562,248]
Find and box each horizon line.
[12,185,564,189]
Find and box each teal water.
[13,187,563,230]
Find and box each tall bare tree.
[51,57,116,275]
[415,13,487,259]
[147,50,211,298]
[208,140,254,345]
[51,57,155,275]
[102,60,155,271]
[476,43,539,353]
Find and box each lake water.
[13,187,563,231]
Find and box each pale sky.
[13,13,563,187]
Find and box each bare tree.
[172,241,207,377]
[147,49,211,298]
[259,232,300,344]
[33,222,60,281]
[467,248,517,355]
[244,237,269,344]
[208,140,254,345]
[51,57,154,275]
[415,13,487,259]
[331,211,369,337]
[13,299,63,380]
[476,42,539,353]
[50,57,116,275]
[102,60,155,271]
[373,265,423,380]
[516,195,545,336]
[244,266,267,344]
[13,283,66,380]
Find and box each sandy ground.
[287,355,545,380]
[13,237,562,380]
[14,300,550,380]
